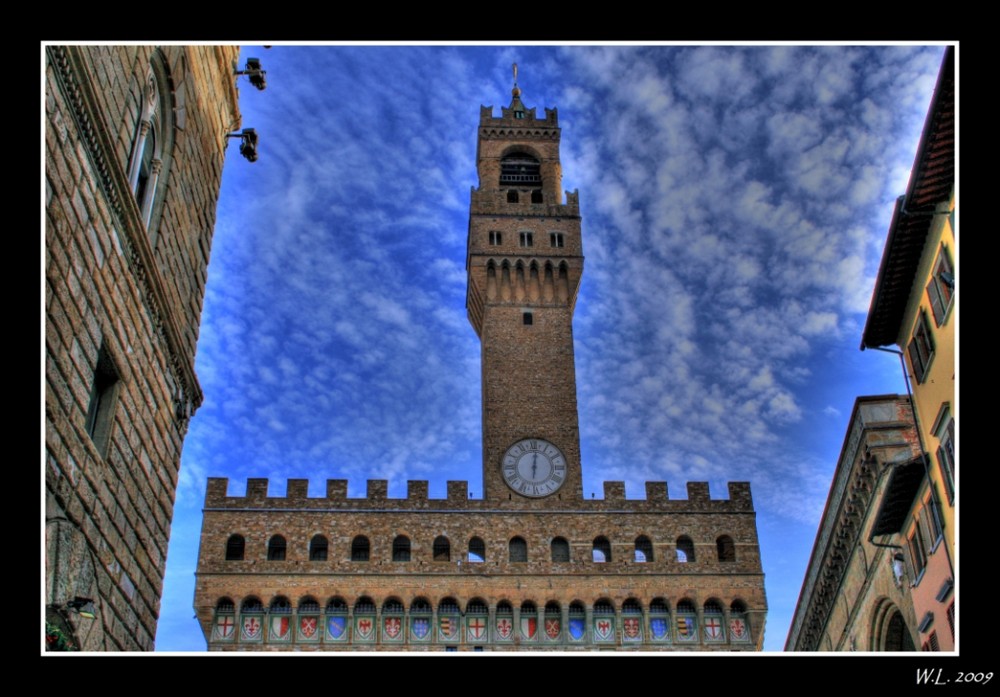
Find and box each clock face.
[501,438,567,498]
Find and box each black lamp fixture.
[235,58,267,91]
[227,128,259,163]
[66,597,97,619]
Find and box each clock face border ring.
[501,437,567,498]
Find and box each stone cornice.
[48,45,202,422]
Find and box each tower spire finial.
[511,62,521,98]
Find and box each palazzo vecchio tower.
[194,66,767,651]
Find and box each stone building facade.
[45,46,241,650]
[786,396,923,651]
[193,73,767,651]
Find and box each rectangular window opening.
[519,232,533,247]
[907,311,935,383]
[85,343,120,457]
[523,312,533,326]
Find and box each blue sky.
[154,44,947,652]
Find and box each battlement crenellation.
[205,477,754,511]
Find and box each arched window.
[433,536,451,562]
[212,597,236,641]
[551,537,570,562]
[225,534,245,560]
[270,596,292,614]
[239,596,264,641]
[703,599,725,642]
[241,596,263,613]
[392,535,411,562]
[592,536,611,563]
[676,599,697,642]
[500,152,541,186]
[622,599,644,643]
[468,536,485,563]
[126,53,175,239]
[729,600,751,643]
[568,601,586,642]
[467,598,489,642]
[649,598,670,642]
[351,535,370,562]
[509,536,527,562]
[309,535,328,561]
[326,597,348,614]
[676,535,695,563]
[879,608,916,651]
[520,601,538,641]
[716,535,736,562]
[496,600,514,642]
[634,535,653,562]
[544,601,562,641]
[266,535,286,561]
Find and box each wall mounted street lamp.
[235,58,267,90]
[227,128,259,162]
[66,597,97,619]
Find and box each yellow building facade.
[861,46,954,652]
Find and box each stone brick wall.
[194,477,767,650]
[45,45,240,651]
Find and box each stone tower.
[466,66,584,501]
[194,64,768,652]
